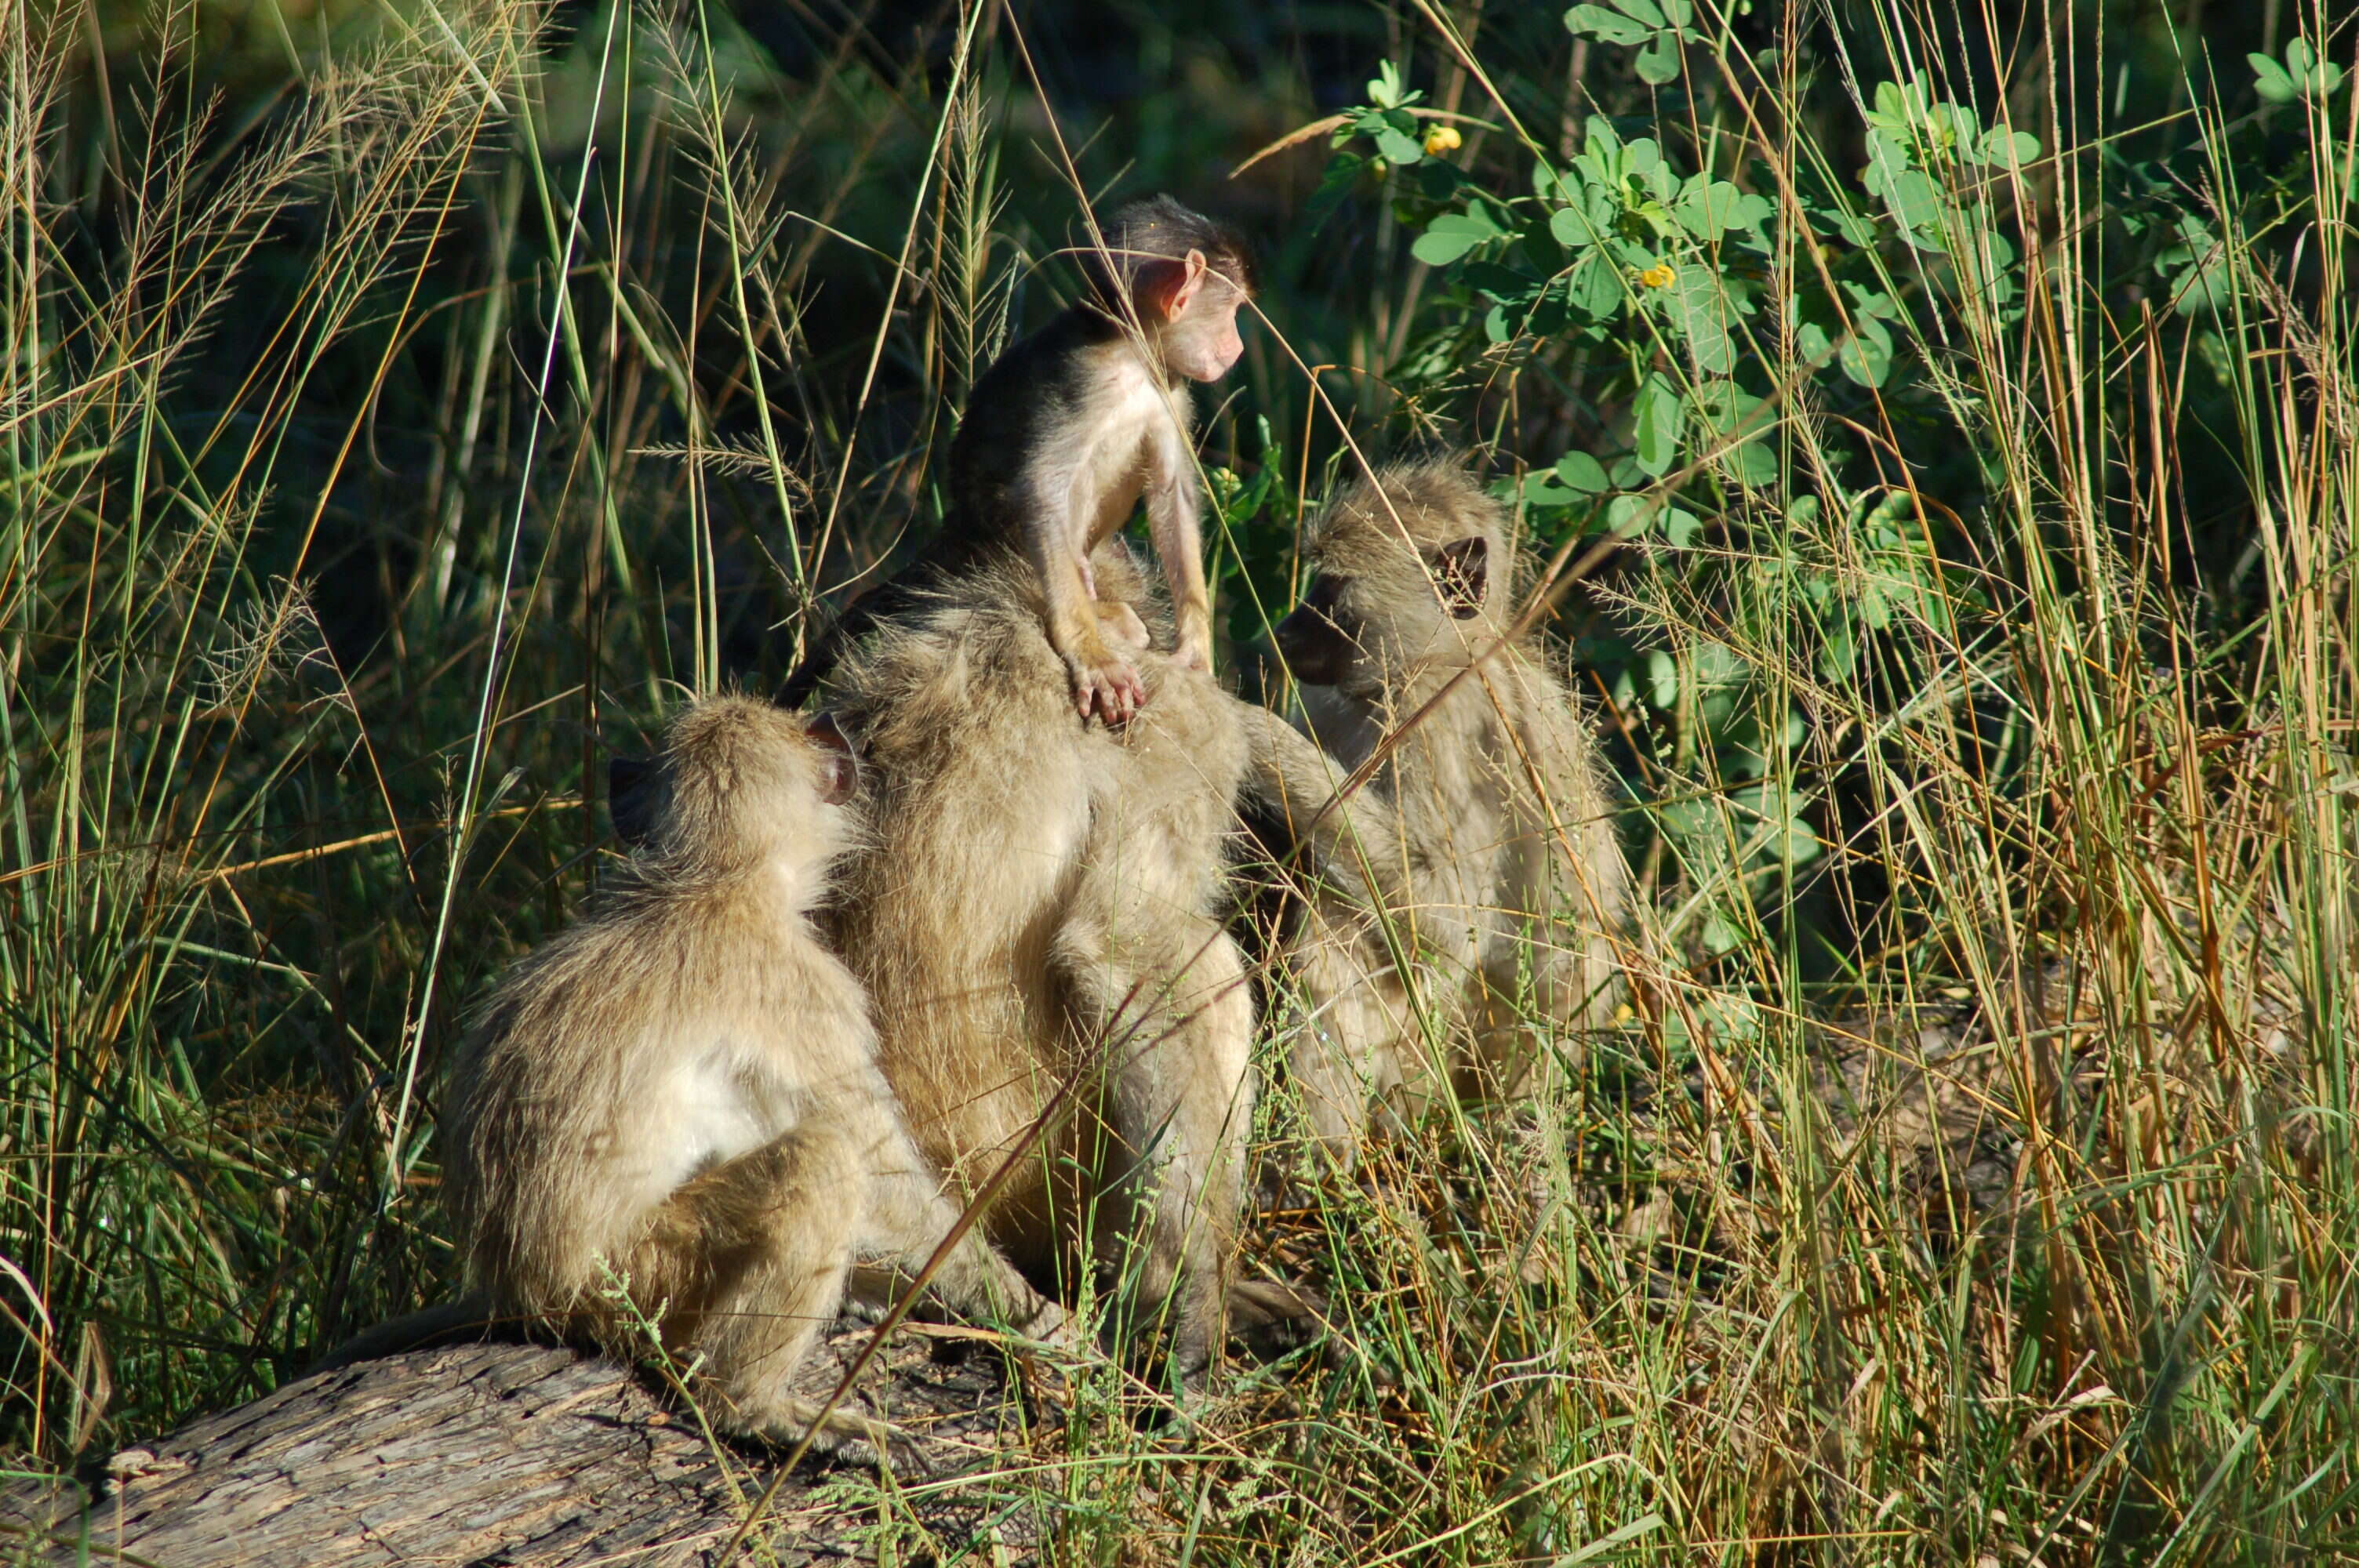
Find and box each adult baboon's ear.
[607,754,659,848]
[1431,535,1488,619]
[805,711,861,805]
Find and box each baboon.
[1268,459,1627,1154]
[444,695,1064,1451]
[819,541,1387,1382]
[781,195,1255,723]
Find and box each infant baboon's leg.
[1053,899,1254,1382]
[635,1126,896,1453]
[1096,600,1151,652]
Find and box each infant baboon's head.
[1276,460,1510,689]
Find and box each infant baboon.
[781,196,1254,723]
[444,695,1063,1451]
[1269,459,1627,1153]
[820,543,1374,1382]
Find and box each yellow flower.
[1639,263,1677,289]
[1422,123,1463,157]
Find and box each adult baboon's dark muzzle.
[1273,578,1360,687]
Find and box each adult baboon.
[1268,459,1627,1154]
[821,543,1386,1381]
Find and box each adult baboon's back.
[823,543,1352,1378]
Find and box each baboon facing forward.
[780,196,1255,721]
[1270,459,1628,1152]
[445,696,1063,1450]
[823,544,1369,1381]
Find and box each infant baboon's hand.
[1068,648,1147,726]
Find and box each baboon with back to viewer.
[1269,459,1627,1154]
[445,696,1064,1451]
[820,541,1396,1382]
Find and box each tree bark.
[0,1319,1051,1567]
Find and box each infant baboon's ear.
[608,753,660,849]
[1431,535,1488,619]
[804,711,860,805]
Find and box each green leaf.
[1815,198,1880,247]
[1634,373,1682,475]
[1859,579,1892,630]
[1412,212,1501,265]
[1573,256,1626,318]
[1310,151,1366,210]
[1610,494,1656,537]
[2252,39,2346,102]
[1411,231,1477,266]
[1554,450,1612,492]
[1794,318,1834,366]
[1976,126,2040,166]
[2167,245,2234,317]
[1841,280,1903,321]
[1700,909,1745,955]
[1728,191,1776,248]
[1732,438,1777,485]
[1688,378,1756,428]
[1366,60,1406,108]
[1565,2,1655,45]
[1635,34,1685,84]
[1690,380,1776,485]
[1663,506,1704,546]
[1550,204,1605,249]
[1873,166,1948,248]
[1673,175,1762,238]
[1645,648,1678,707]
[1665,271,1734,374]
[1521,470,1587,506]
[1838,316,1894,387]
[1612,0,1667,26]
[2250,52,2298,103]
[1372,123,1426,166]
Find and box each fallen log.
[0,1319,1053,1567]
